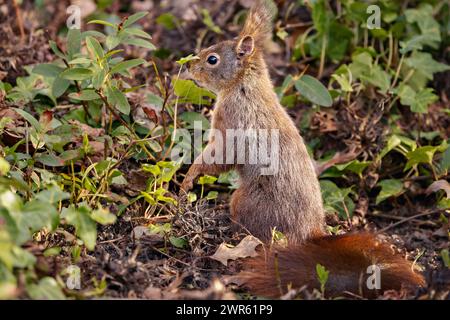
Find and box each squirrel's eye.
[207,55,218,65]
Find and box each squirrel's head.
[187,0,277,94]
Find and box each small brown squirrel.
[180,0,424,297]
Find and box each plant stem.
[96,90,156,161]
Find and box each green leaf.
[12,247,37,268]
[27,277,65,300]
[159,162,180,182]
[311,1,330,35]
[0,157,10,175]
[91,207,117,225]
[179,112,210,129]
[82,30,106,39]
[333,160,371,176]
[60,68,93,81]
[122,37,156,50]
[294,75,332,107]
[43,247,61,257]
[35,185,70,204]
[13,108,42,132]
[316,263,329,293]
[176,54,200,66]
[376,179,404,204]
[67,29,81,59]
[206,191,218,200]
[187,192,197,203]
[142,164,161,176]
[401,4,441,53]
[22,200,59,232]
[110,58,146,75]
[396,84,438,113]
[360,65,391,92]
[35,154,65,167]
[331,73,353,92]
[378,135,402,160]
[32,64,64,78]
[173,79,215,105]
[106,35,121,50]
[320,180,355,219]
[156,13,178,30]
[103,49,124,60]
[85,36,104,59]
[123,27,152,39]
[409,89,438,113]
[440,144,450,172]
[405,52,450,80]
[169,236,187,249]
[62,206,97,251]
[92,69,107,89]
[123,12,148,28]
[441,249,450,268]
[68,89,101,101]
[201,9,222,34]
[105,86,130,115]
[405,146,438,170]
[141,191,156,205]
[198,175,217,185]
[49,41,66,59]
[88,19,116,29]
[52,76,70,98]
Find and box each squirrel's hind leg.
[230,188,274,242]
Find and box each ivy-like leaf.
[61,206,97,251]
[405,52,450,80]
[376,179,404,204]
[396,84,438,113]
[405,146,438,170]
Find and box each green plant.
[316,263,329,296]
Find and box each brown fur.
[240,233,425,298]
[180,0,425,297]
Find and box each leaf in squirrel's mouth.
[179,70,205,89]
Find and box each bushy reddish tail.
[238,233,425,298]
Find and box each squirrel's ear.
[236,35,255,57]
[239,0,277,49]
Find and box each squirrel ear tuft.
[237,35,255,57]
[239,0,277,49]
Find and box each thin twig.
[12,0,25,43]
[376,209,444,233]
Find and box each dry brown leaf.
[210,235,262,266]
[314,147,360,176]
[67,119,105,138]
[426,180,450,199]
